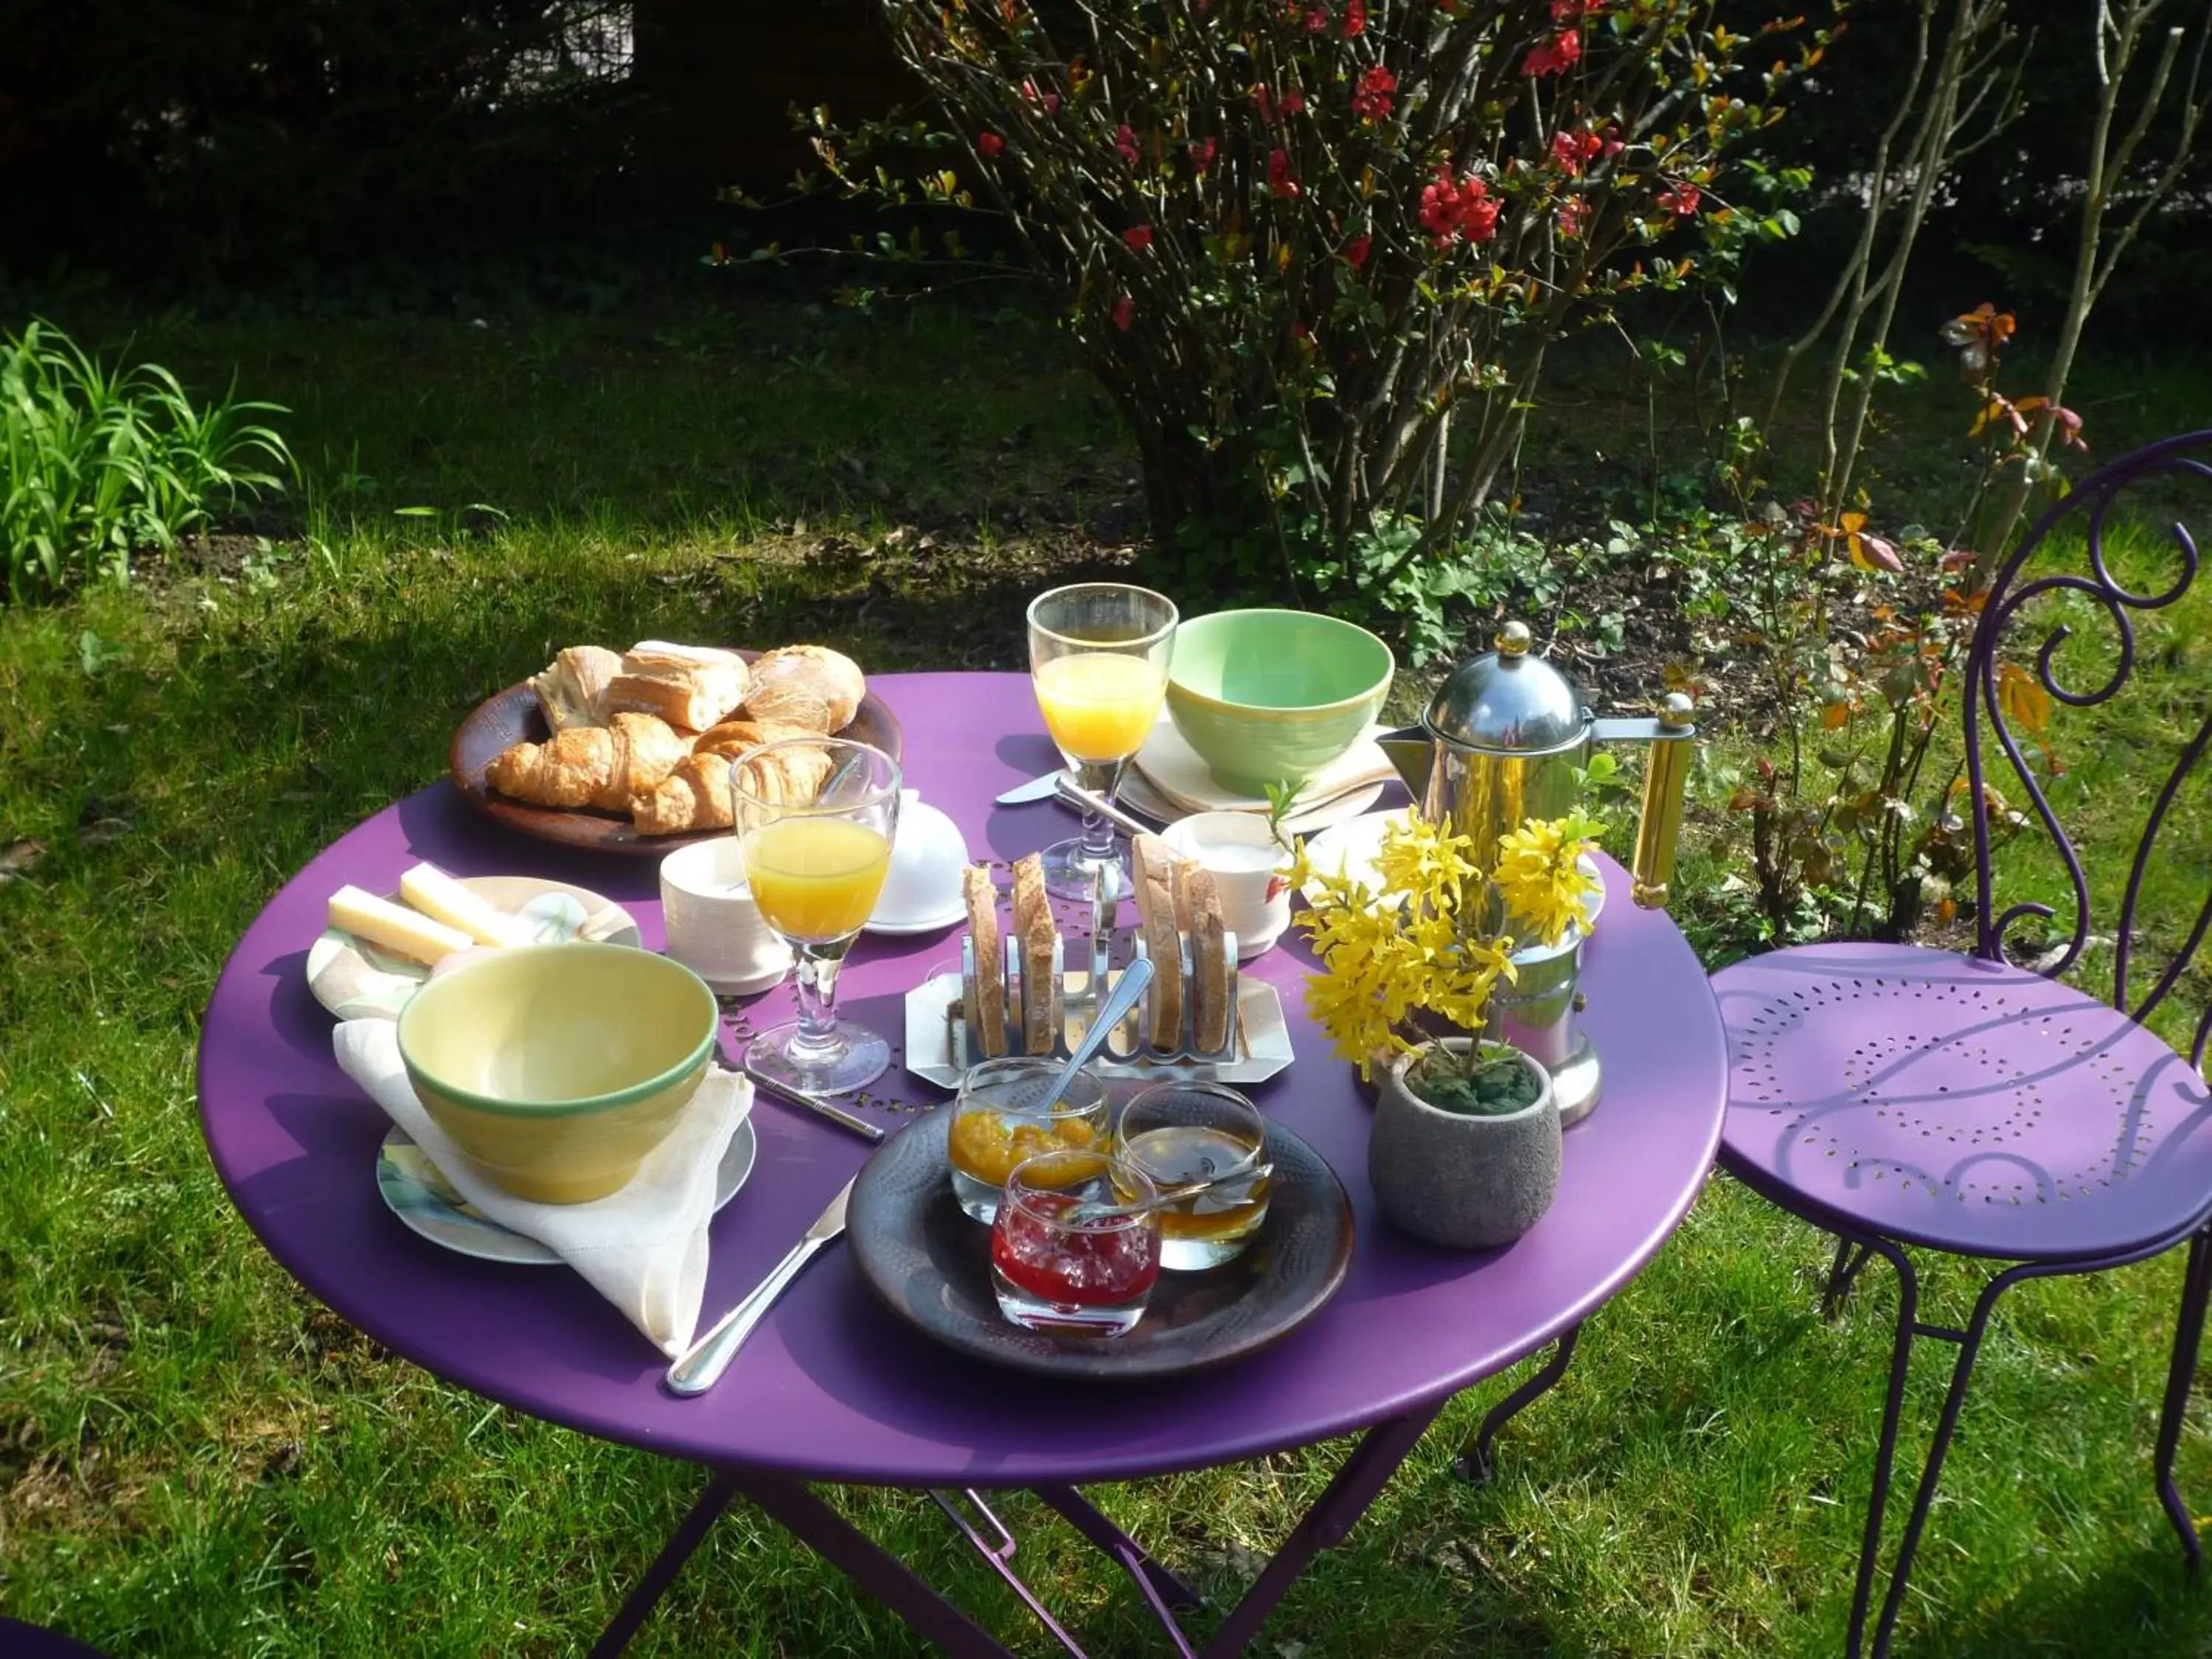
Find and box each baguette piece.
[1186,866,1232,1054]
[1009,853,1056,1054]
[528,644,622,733]
[1138,864,1183,1051]
[962,865,1006,1059]
[606,641,750,731]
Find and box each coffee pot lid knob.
[1424,619,1587,754]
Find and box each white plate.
[1132,712,1398,817]
[901,970,1294,1089]
[1118,766,1384,838]
[374,1116,758,1267]
[1298,809,1607,928]
[863,904,967,938]
[306,876,639,1020]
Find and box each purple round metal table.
[197,670,1729,1658]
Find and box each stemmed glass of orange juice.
[733,737,902,1095]
[1026,582,1178,902]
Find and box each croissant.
[628,741,834,835]
[692,717,818,758]
[486,712,689,811]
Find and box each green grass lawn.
[6,296,2212,1655]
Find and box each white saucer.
[307,876,639,1020]
[375,1116,758,1266]
[863,904,967,938]
[689,959,793,997]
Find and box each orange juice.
[743,818,892,942]
[1032,652,1166,762]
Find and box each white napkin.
[333,1019,751,1357]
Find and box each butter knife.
[995,768,1068,805]
[743,1062,886,1144]
[666,1177,855,1397]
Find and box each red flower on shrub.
[1124,225,1154,251]
[1550,128,1602,173]
[1113,294,1133,330]
[1304,4,1329,31]
[1268,149,1301,198]
[1522,29,1582,74]
[1345,232,1373,268]
[1189,137,1217,175]
[1551,0,1588,18]
[1657,181,1702,215]
[1283,86,1307,115]
[978,132,1005,157]
[1557,197,1589,237]
[1419,164,1500,246]
[1022,79,1061,114]
[1116,123,1141,166]
[1342,0,1368,34]
[1252,84,1275,121]
[1352,66,1397,122]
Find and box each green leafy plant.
[1,319,294,602]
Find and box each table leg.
[1196,1402,1447,1658]
[588,1469,740,1658]
[738,1472,1024,1659]
[1452,1324,1584,1485]
[931,1489,1095,1656]
[1032,1485,1206,1611]
[695,1404,1451,1659]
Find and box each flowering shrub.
[810,0,1820,625]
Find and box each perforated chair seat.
[1717,941,2212,1262]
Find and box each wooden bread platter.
[447,650,905,857]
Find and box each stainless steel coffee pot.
[1377,620,1697,914]
[1377,620,1698,1124]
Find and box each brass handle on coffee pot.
[1630,693,1698,909]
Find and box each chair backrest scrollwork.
[1964,430,2212,1062]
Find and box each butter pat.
[329,885,472,965]
[397,863,531,948]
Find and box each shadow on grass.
[1927,1534,2203,1659]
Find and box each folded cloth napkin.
[333,1019,751,1357]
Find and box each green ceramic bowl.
[396,942,718,1204]
[1165,609,1397,793]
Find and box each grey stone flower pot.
[1368,1040,1560,1248]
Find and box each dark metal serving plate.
[447,651,905,857]
[846,1110,1355,1381]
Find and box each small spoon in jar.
[1060,1162,1277,1228]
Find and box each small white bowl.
[866,789,970,936]
[658,838,793,996]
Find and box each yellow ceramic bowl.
[396,942,718,1204]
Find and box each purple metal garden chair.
[1711,429,2212,1656]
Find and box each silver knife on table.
[995,768,1069,805]
[665,1176,855,1397]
